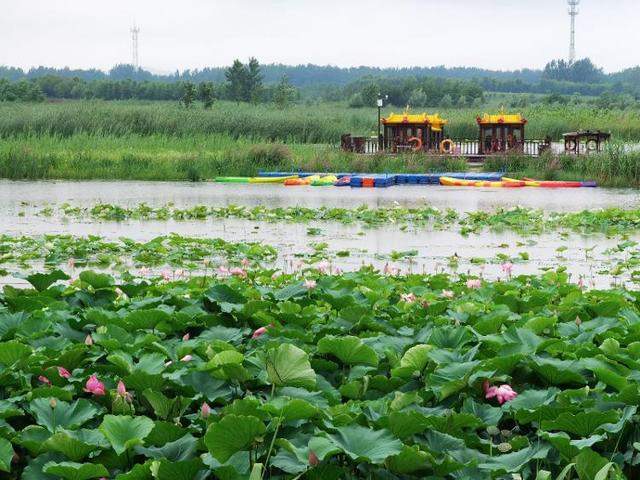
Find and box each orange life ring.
[440,139,454,154]
[407,137,422,152]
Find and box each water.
[1,180,639,288]
[1,179,638,211]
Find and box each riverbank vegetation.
[0,99,638,185]
[0,133,637,187]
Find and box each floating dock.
[257,171,505,188]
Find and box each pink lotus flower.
[174,269,185,278]
[182,333,190,341]
[577,277,585,289]
[316,260,330,274]
[180,354,193,362]
[201,402,211,418]
[501,262,514,276]
[309,450,319,466]
[38,375,51,385]
[483,380,517,405]
[400,293,417,304]
[252,326,268,339]
[241,258,251,268]
[84,334,94,346]
[116,380,133,402]
[441,290,454,299]
[67,258,76,269]
[466,279,481,289]
[83,375,106,396]
[304,279,317,289]
[230,267,247,278]
[383,263,399,276]
[334,267,343,275]
[161,270,172,282]
[216,266,230,278]
[57,367,71,379]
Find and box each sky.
[1,0,636,73]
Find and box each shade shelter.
[563,131,610,154]
[477,112,527,155]
[382,112,448,153]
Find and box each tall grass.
[0,133,467,180]
[1,101,639,143]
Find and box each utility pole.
[568,0,579,64]
[131,23,140,69]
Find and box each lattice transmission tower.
[131,23,140,68]
[568,0,579,64]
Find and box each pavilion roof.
[382,112,448,131]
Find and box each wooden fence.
[344,137,547,157]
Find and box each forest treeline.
[0,57,638,107]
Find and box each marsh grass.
[1,100,639,184]
[0,133,467,180]
[1,100,639,142]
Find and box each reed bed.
[1,101,639,142]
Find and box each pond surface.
[1,179,638,211]
[1,180,639,289]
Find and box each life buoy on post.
[407,137,422,152]
[565,139,577,153]
[440,139,454,154]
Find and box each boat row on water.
[213,173,597,188]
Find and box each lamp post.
[377,95,387,151]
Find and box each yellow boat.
[440,176,525,188]
[502,177,585,188]
[248,175,298,184]
[502,177,540,187]
[284,175,320,186]
[311,175,338,186]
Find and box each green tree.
[198,82,215,109]
[245,57,263,103]
[273,75,297,109]
[181,82,196,108]
[439,94,453,108]
[408,88,427,107]
[360,83,379,107]
[225,60,247,103]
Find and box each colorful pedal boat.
[440,176,525,188]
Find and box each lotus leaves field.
[38,203,640,237]
[1,257,640,479]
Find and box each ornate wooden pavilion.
[476,111,528,155]
[563,130,611,154]
[381,112,448,153]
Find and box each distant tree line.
[0,57,638,107]
[1,58,638,94]
[344,77,485,108]
[0,59,301,106]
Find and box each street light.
[377,95,388,150]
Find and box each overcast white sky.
[1,0,636,73]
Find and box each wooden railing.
[341,135,549,157]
